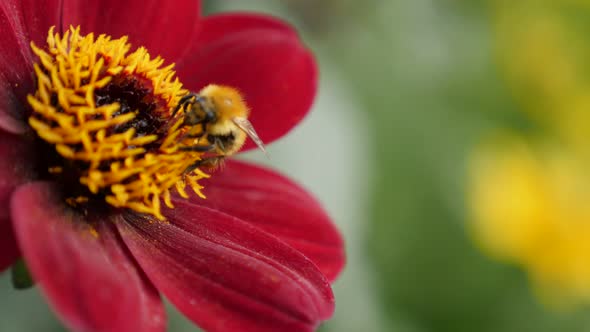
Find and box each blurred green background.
[4,1,590,331]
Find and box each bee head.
[198,84,267,157]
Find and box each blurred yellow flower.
[471,2,590,305]
[469,138,590,306]
[493,1,590,150]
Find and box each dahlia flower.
[0,1,345,331]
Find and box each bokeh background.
[4,1,590,331]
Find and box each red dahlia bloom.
[0,1,345,331]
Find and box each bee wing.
[232,117,269,157]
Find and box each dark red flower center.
[95,76,169,140]
[27,26,211,219]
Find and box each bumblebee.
[173,84,266,170]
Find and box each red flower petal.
[0,81,27,134]
[117,200,335,332]
[19,0,63,47]
[0,132,34,218]
[11,182,166,332]
[0,132,34,271]
[176,13,318,150]
[177,13,298,54]
[0,1,41,133]
[62,0,201,62]
[197,160,345,282]
[0,217,19,272]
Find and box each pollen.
[28,26,209,220]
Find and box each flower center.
[27,26,210,220]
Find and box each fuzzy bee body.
[173,84,266,170]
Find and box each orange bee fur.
[174,84,267,170]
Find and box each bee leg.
[178,128,208,143]
[172,93,199,117]
[211,136,226,153]
[184,156,226,173]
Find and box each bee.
[172,84,267,170]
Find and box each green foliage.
[315,1,590,331]
[11,259,34,290]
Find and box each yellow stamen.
[28,26,209,220]
[65,196,89,207]
[48,166,63,174]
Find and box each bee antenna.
[232,117,269,158]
